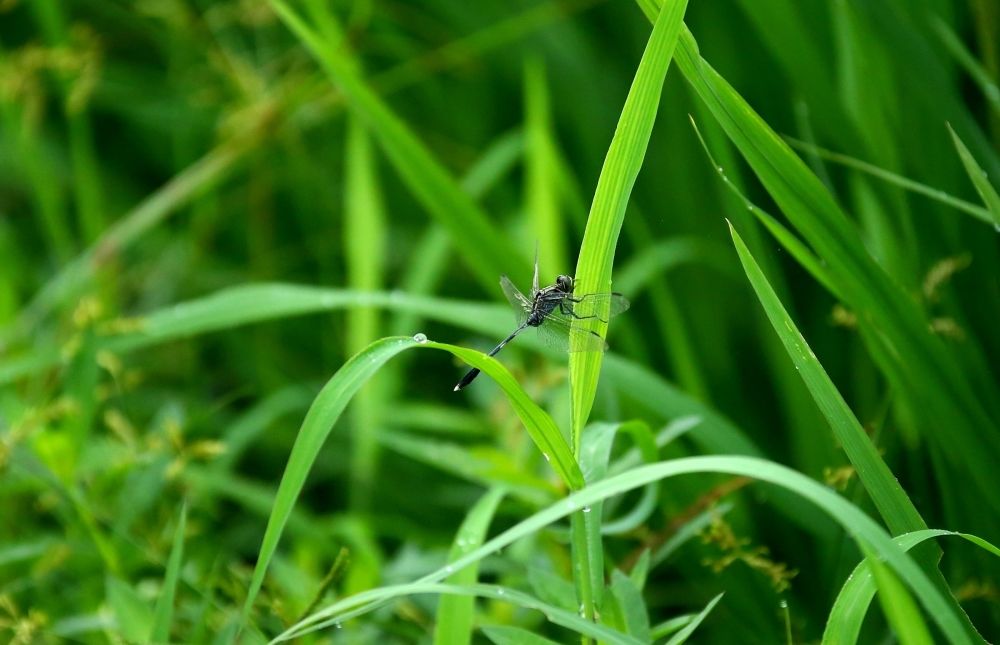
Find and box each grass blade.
[947,122,1000,227]
[284,583,644,644]
[664,593,723,645]
[241,336,582,622]
[727,222,926,535]
[569,0,689,451]
[433,488,506,645]
[286,455,974,644]
[824,530,1000,644]
[151,502,187,643]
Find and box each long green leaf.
[283,583,643,644]
[658,10,1000,519]
[242,336,581,621]
[283,456,973,644]
[728,222,926,535]
[569,0,688,452]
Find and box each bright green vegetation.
[1,0,999,642]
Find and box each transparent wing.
[534,314,608,353]
[562,292,630,323]
[499,275,530,325]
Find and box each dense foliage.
[1,0,999,642]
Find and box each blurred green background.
[2,0,1000,642]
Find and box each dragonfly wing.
[566,293,630,322]
[536,313,608,353]
[500,275,530,325]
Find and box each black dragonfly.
[454,255,629,391]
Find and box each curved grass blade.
[824,530,1000,645]
[279,583,644,644]
[430,340,583,490]
[241,336,582,623]
[284,455,974,644]
[240,337,419,622]
[569,0,688,452]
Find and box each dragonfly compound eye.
[556,275,574,292]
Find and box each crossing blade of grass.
[727,223,926,536]
[663,593,723,645]
[283,583,644,644]
[784,137,995,226]
[570,0,688,452]
[268,0,525,292]
[286,455,974,644]
[433,488,506,645]
[824,530,1000,645]
[947,123,1000,227]
[151,502,187,643]
[241,336,581,624]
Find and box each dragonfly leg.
[559,300,609,323]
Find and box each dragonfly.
[454,254,629,391]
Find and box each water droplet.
[445,565,454,574]
[716,166,724,173]
[542,452,551,462]
[780,599,788,609]
[582,506,592,513]
[746,204,754,212]
[565,499,577,511]
[413,333,428,344]
[335,622,343,629]
[496,587,505,595]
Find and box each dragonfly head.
[555,274,574,293]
